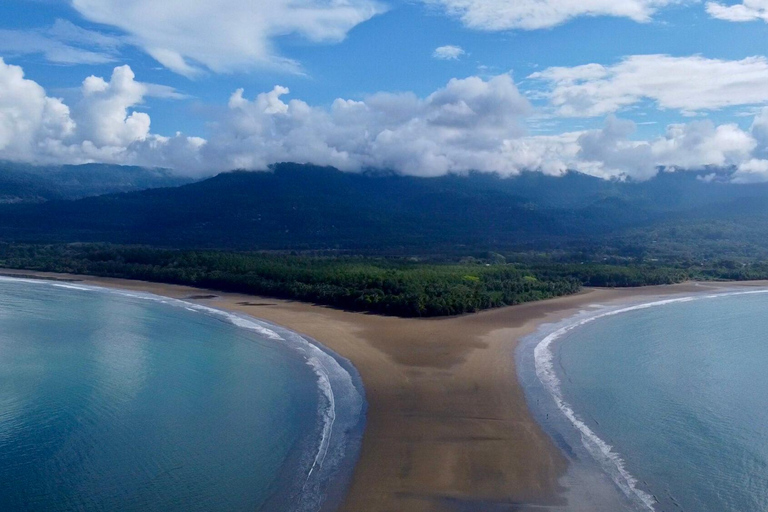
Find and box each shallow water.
[528,291,768,511]
[0,278,364,511]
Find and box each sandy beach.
[4,269,766,511]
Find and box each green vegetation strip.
[0,244,765,317]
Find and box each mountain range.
[1,162,767,259]
[0,162,194,203]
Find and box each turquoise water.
[0,278,364,512]
[525,290,768,512]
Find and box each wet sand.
[4,269,765,511]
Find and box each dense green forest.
[0,161,192,203]
[3,164,768,259]
[1,244,765,317]
[1,165,768,316]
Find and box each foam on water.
[529,287,768,511]
[50,283,96,292]
[0,276,365,512]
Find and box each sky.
[1,0,768,181]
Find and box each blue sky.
[1,0,768,181]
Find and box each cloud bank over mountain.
[2,59,768,181]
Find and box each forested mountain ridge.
[0,162,195,203]
[0,163,767,259]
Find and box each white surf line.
[302,351,336,486]
[0,275,341,495]
[96,289,340,488]
[533,288,768,511]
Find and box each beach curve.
[5,269,768,511]
[519,285,768,512]
[0,275,365,512]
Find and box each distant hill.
[0,162,195,203]
[1,163,767,258]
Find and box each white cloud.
[433,45,466,60]
[74,66,151,148]
[530,54,768,117]
[422,0,684,31]
[3,60,768,182]
[707,0,768,22]
[47,18,123,50]
[0,58,75,161]
[575,116,656,179]
[201,73,533,176]
[70,0,385,76]
[732,158,768,182]
[0,19,122,65]
[499,133,579,176]
[568,117,757,179]
[652,120,756,169]
[751,107,768,156]
[0,59,186,165]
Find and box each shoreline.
[517,283,768,512]
[4,269,768,511]
[0,275,366,512]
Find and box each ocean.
[519,289,768,512]
[0,277,365,512]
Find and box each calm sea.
[520,290,768,512]
[0,278,364,512]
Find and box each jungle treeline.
[1,244,765,317]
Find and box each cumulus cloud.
[0,58,75,161]
[201,74,533,176]
[74,66,151,148]
[652,120,756,169]
[433,45,466,60]
[707,0,768,22]
[575,116,656,179]
[732,108,768,181]
[0,58,186,165]
[751,107,768,156]
[70,0,385,76]
[530,54,768,117]
[568,117,757,179]
[732,159,768,182]
[3,59,768,182]
[422,0,683,30]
